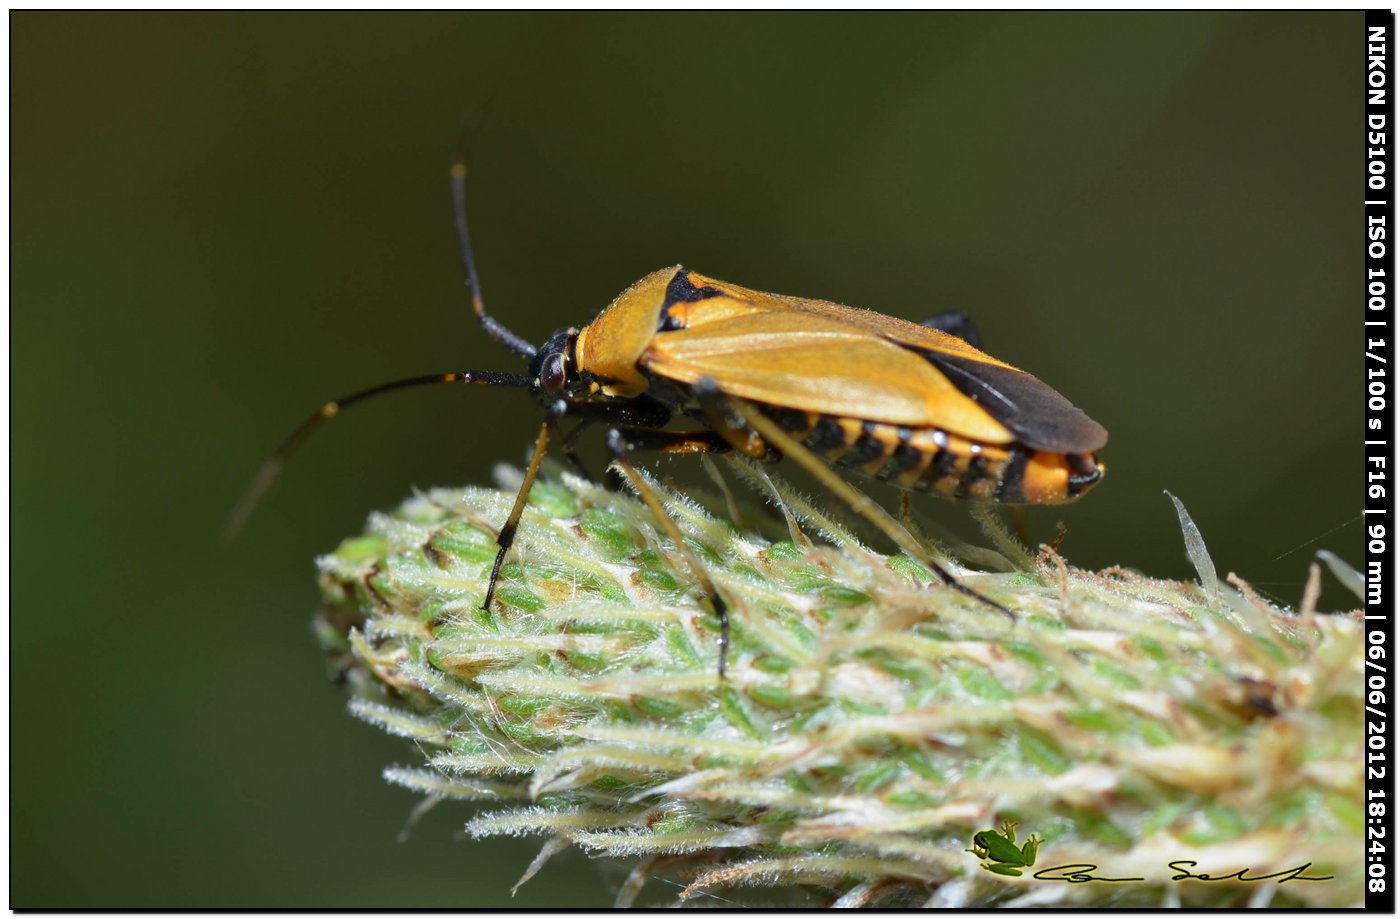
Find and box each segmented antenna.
[450,160,536,358]
[222,369,534,541]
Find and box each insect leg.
[682,393,773,460]
[918,310,983,349]
[557,419,598,482]
[604,427,735,678]
[692,379,1016,623]
[223,369,535,541]
[482,419,551,612]
[899,491,927,543]
[481,399,683,610]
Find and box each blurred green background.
[13,11,1360,907]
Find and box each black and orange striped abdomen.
[750,404,1103,505]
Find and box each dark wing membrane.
[917,350,1108,453]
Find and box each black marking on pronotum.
[996,446,1030,503]
[910,349,1108,455]
[664,269,728,306]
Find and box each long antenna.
[451,160,537,359]
[222,369,535,541]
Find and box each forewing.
[672,271,1107,454]
[643,311,1016,443]
[681,270,1017,367]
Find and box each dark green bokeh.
[12,12,1360,907]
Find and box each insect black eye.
[541,353,567,392]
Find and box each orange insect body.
[573,266,1106,505]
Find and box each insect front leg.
[556,419,597,482]
[484,399,674,612]
[603,427,737,677]
[482,420,553,612]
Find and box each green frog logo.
[967,821,1041,877]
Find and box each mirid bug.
[227,158,1107,677]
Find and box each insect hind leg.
[690,377,1016,624]
[603,427,736,678]
[686,381,777,460]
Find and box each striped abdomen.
[757,405,1103,505]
